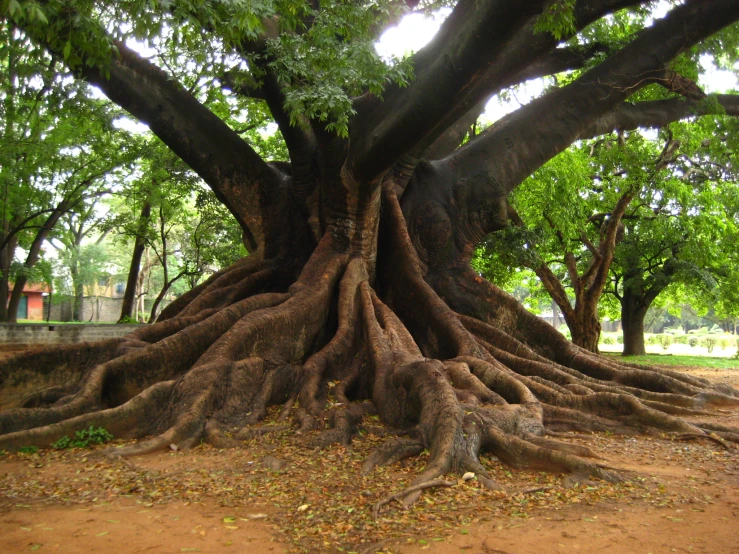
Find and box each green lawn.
[14,320,118,325]
[604,352,739,369]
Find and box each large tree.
[2,0,739,501]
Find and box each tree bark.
[568,313,603,353]
[621,289,648,356]
[119,201,151,323]
[0,234,17,322]
[7,204,67,323]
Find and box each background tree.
[475,135,674,351]
[1,21,138,321]
[2,0,739,501]
[50,199,115,321]
[608,116,739,354]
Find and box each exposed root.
[362,437,425,476]
[0,380,175,451]
[1,211,737,513]
[372,478,455,518]
[674,432,731,449]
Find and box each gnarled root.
[0,204,737,513]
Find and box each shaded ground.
[1,363,737,554]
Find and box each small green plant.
[19,445,39,454]
[52,426,113,450]
[688,336,699,348]
[657,334,673,350]
[700,337,717,354]
[602,336,615,345]
[616,334,623,344]
[117,316,140,324]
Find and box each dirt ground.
[1,364,738,554]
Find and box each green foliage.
[688,336,699,348]
[117,316,140,325]
[533,0,576,41]
[700,336,717,354]
[18,445,38,454]
[657,334,673,351]
[4,0,416,137]
[52,426,113,450]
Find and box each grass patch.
[14,320,120,325]
[604,353,739,369]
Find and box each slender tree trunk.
[551,300,561,330]
[119,201,151,322]
[71,266,84,322]
[7,206,67,322]
[148,276,180,324]
[0,235,17,322]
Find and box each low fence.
[0,324,141,347]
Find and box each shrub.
[52,427,113,450]
[700,337,717,353]
[616,334,623,344]
[19,446,38,454]
[673,335,688,345]
[657,334,673,350]
[688,336,699,348]
[718,338,730,350]
[646,335,658,346]
[602,336,615,345]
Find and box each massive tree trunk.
[3,0,739,504]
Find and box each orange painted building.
[8,283,48,320]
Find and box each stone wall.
[44,296,171,323]
[0,324,140,347]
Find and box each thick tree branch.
[654,69,706,102]
[446,0,739,232]
[77,41,287,255]
[384,0,648,181]
[349,0,550,182]
[584,191,633,304]
[422,43,613,163]
[580,94,739,139]
[16,4,305,257]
